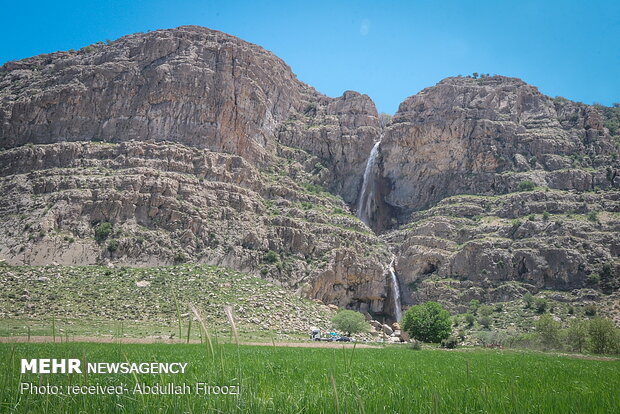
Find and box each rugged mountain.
[0,25,379,203]
[0,26,619,324]
[366,76,620,319]
[0,26,388,314]
[373,76,618,224]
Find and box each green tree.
[478,315,491,329]
[107,239,119,252]
[518,180,536,191]
[94,222,112,243]
[478,305,493,317]
[402,301,452,343]
[331,310,371,336]
[464,313,475,327]
[566,319,589,353]
[534,297,548,314]
[588,317,617,354]
[523,292,534,308]
[469,299,481,315]
[535,314,561,349]
[587,211,599,223]
[600,263,618,293]
[378,112,392,129]
[263,250,280,264]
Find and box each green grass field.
[1,342,618,413]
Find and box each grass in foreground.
[0,342,618,413]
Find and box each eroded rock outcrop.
[0,141,391,312]
[0,25,379,203]
[378,76,618,220]
[373,76,619,310]
[0,26,389,313]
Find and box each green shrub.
[528,214,536,221]
[106,239,119,252]
[331,310,371,336]
[478,305,493,317]
[264,250,280,264]
[587,211,599,223]
[588,317,618,354]
[523,292,534,308]
[469,299,481,315]
[542,211,550,221]
[464,313,475,327]
[534,297,548,314]
[535,314,561,350]
[478,316,491,329]
[94,222,113,243]
[584,304,597,317]
[174,252,188,264]
[402,301,452,343]
[441,336,458,349]
[600,263,619,293]
[587,273,600,286]
[518,180,536,191]
[566,319,589,353]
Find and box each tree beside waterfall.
[402,301,452,343]
[331,310,371,336]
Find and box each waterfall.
[356,137,382,225]
[388,256,403,321]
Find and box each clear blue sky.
[1,0,618,114]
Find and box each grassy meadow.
[0,341,618,414]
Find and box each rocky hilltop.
[0,26,618,324]
[374,76,618,223]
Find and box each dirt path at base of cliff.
[0,336,380,348]
[1,337,616,360]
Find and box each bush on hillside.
[402,301,452,343]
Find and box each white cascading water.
[356,137,382,225]
[388,256,403,321]
[357,138,402,321]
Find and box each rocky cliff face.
[0,26,388,314]
[0,25,379,204]
[1,27,618,322]
[369,76,620,314]
[375,76,618,223]
[0,140,391,312]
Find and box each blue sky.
[1,0,618,114]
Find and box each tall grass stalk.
[190,305,214,359]
[186,314,192,344]
[224,306,239,346]
[174,293,183,340]
[330,374,340,414]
